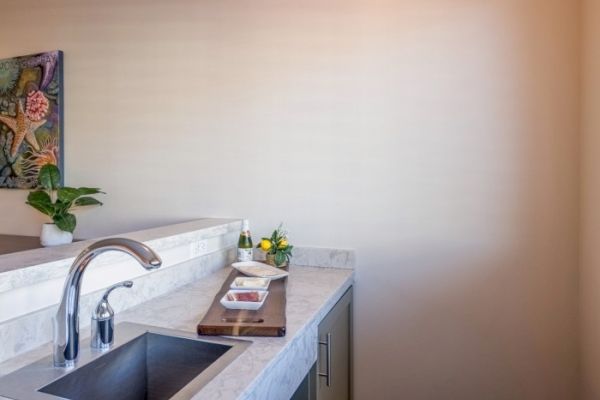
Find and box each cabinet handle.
[318,332,332,387]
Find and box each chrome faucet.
[52,238,162,368]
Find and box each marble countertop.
[0,264,354,399]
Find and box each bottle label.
[237,248,253,262]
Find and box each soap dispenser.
[91,280,133,350]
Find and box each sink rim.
[0,322,251,400]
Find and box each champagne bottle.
[237,219,253,262]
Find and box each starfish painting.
[0,50,62,189]
[0,100,43,157]
[21,52,58,90]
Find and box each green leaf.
[27,190,51,204]
[54,199,71,214]
[27,201,53,216]
[275,252,286,267]
[54,213,76,233]
[74,196,103,207]
[57,187,81,203]
[26,190,54,217]
[77,187,104,195]
[38,164,61,191]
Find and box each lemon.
[260,239,273,252]
[278,239,288,249]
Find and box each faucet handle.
[91,280,133,350]
[102,281,133,302]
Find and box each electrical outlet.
[190,240,207,258]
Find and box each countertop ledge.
[0,264,354,400]
[0,218,239,274]
[0,218,241,294]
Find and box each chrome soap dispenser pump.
[91,280,133,350]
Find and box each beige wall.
[582,0,600,399]
[0,1,581,399]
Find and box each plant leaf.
[27,190,51,204]
[57,187,81,203]
[77,187,104,195]
[54,199,71,214]
[54,213,76,233]
[275,252,286,266]
[27,201,53,216]
[75,196,103,207]
[38,164,61,191]
[26,190,54,216]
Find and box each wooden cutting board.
[197,268,287,337]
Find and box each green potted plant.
[26,164,104,246]
[257,224,293,267]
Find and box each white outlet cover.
[190,241,207,258]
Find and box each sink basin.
[0,323,250,399]
[41,333,232,399]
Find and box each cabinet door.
[317,288,352,400]
[291,363,317,400]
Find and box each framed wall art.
[0,50,63,189]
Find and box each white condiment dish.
[230,277,270,291]
[220,290,269,311]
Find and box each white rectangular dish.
[230,277,271,291]
[220,290,269,310]
[231,261,289,280]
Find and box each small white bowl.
[230,277,270,291]
[220,290,269,310]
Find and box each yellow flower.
[260,239,273,252]
[278,239,288,249]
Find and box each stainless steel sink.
[0,323,250,399]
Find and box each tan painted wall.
[0,1,580,398]
[581,1,600,399]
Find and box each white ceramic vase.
[40,223,73,247]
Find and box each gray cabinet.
[291,287,353,400]
[291,364,317,400]
[317,287,352,400]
